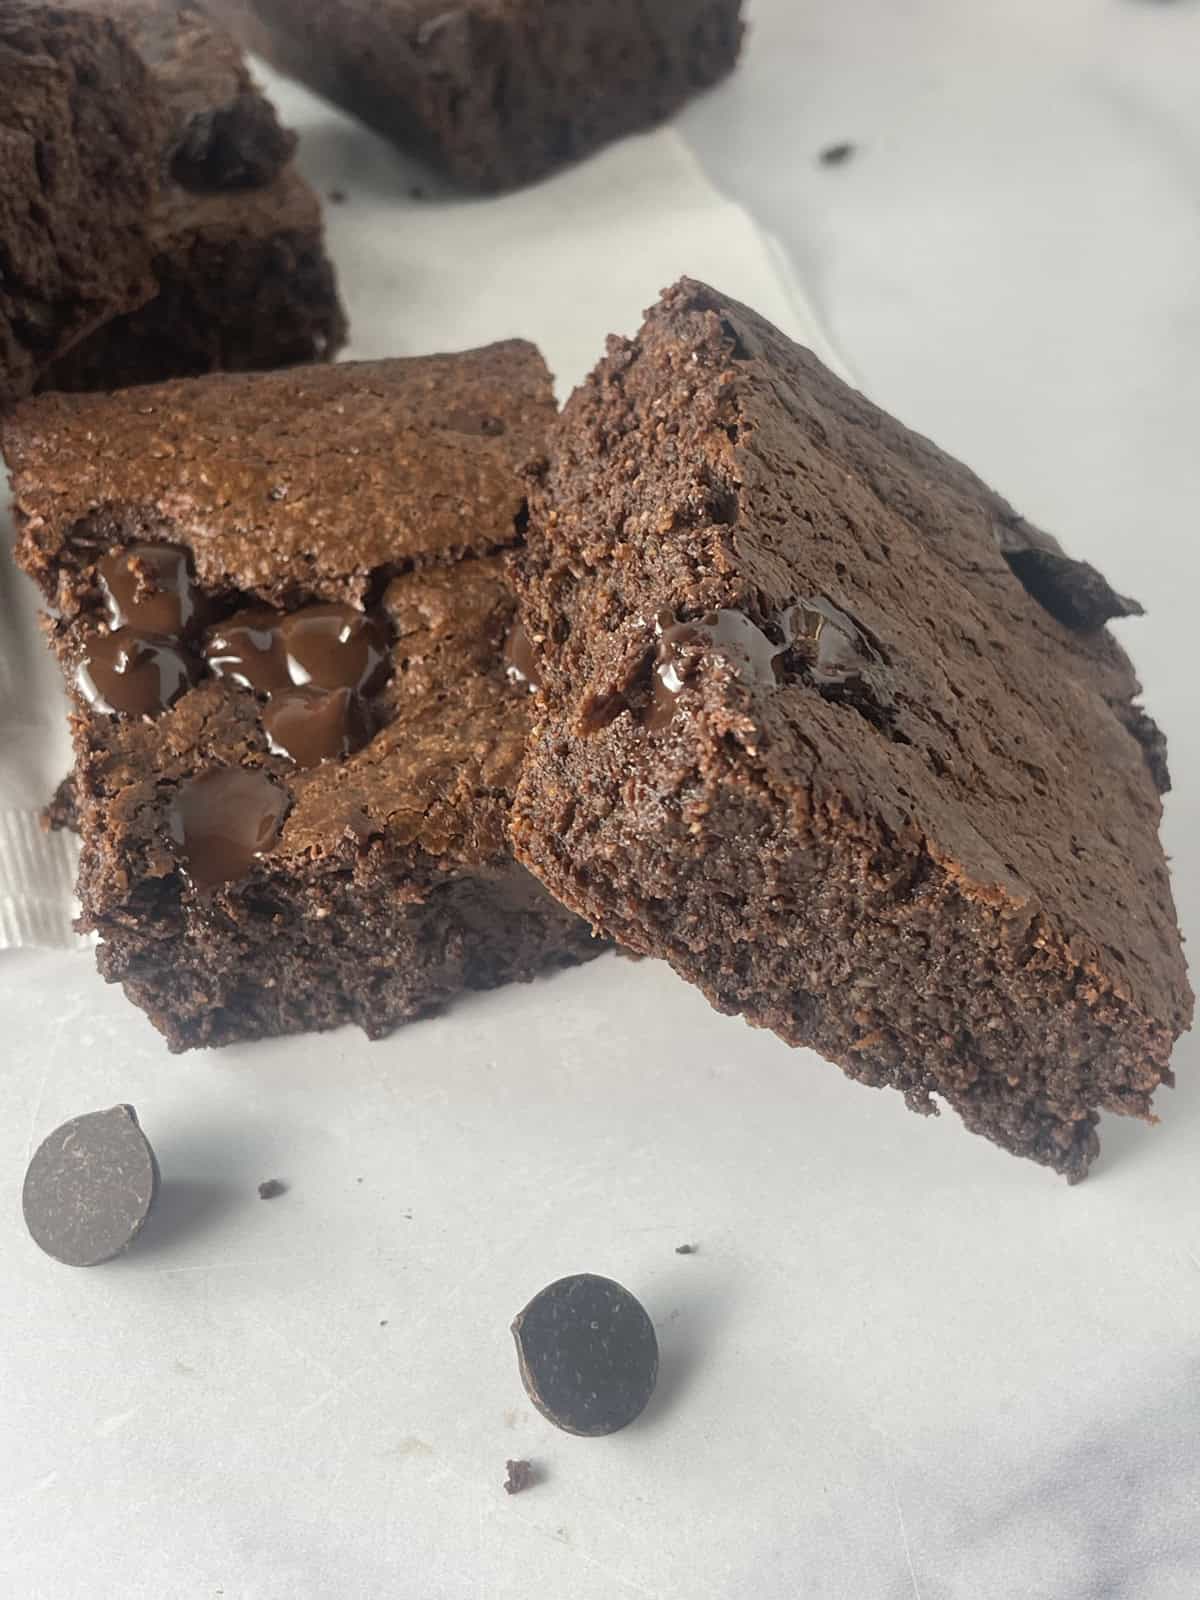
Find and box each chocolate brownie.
[511,279,1193,1180]
[39,1,344,391]
[5,349,599,1052]
[0,3,161,408]
[208,0,745,192]
[41,169,346,392]
[69,0,295,190]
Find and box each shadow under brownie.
[4,348,600,1051]
[510,278,1192,1180]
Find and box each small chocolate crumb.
[379,1319,389,1327]
[675,1243,698,1255]
[409,183,427,200]
[328,187,347,204]
[258,1178,287,1200]
[504,1459,535,1496]
[23,1105,159,1267]
[819,141,857,167]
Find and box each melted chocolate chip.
[97,544,199,636]
[23,1105,159,1268]
[504,623,542,691]
[646,607,781,732]
[168,768,289,889]
[204,608,291,692]
[77,629,198,717]
[280,604,389,695]
[780,598,879,685]
[511,1273,659,1437]
[205,604,388,697]
[263,686,368,768]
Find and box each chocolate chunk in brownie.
[41,169,346,392]
[511,278,1193,1181]
[38,2,343,392]
[0,3,162,408]
[4,349,600,1052]
[208,0,745,192]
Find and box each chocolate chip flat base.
[511,278,1193,1181]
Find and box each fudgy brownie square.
[41,0,345,391]
[510,279,1193,1180]
[4,348,599,1051]
[209,0,745,192]
[0,2,162,408]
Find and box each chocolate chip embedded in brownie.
[209,0,745,192]
[0,3,162,409]
[39,2,344,392]
[4,349,600,1052]
[510,278,1193,1181]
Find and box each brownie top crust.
[516,279,1191,1039]
[7,346,556,608]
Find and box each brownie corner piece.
[212,0,745,191]
[4,349,598,1052]
[511,276,1193,1180]
[0,1,163,407]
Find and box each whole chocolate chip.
[511,1273,658,1437]
[23,1105,159,1267]
[77,628,198,717]
[168,768,289,889]
[97,544,200,636]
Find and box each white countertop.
[2,2,1199,1595]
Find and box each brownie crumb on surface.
[819,141,857,166]
[675,1243,698,1255]
[41,775,80,835]
[257,1178,287,1199]
[504,1459,535,1496]
[511,276,1192,1182]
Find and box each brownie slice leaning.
[0,2,162,408]
[510,279,1193,1180]
[4,348,600,1052]
[40,0,344,392]
[209,0,745,192]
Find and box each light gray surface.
[2,2,1199,1595]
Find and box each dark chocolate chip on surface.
[168,768,289,889]
[504,1459,535,1495]
[23,1105,159,1267]
[257,1178,287,1199]
[512,1273,659,1437]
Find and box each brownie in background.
[209,0,745,192]
[0,2,161,408]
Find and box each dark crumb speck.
[379,1319,389,1327]
[819,141,857,167]
[409,184,428,200]
[504,1459,535,1496]
[258,1178,287,1200]
[328,188,347,204]
[675,1242,698,1255]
